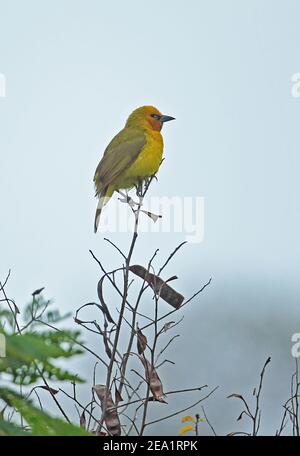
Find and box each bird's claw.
[118,190,140,208]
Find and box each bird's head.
[125,106,175,132]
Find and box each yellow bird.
[93,105,175,232]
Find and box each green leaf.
[0,388,89,436]
[0,416,29,436]
[0,331,85,384]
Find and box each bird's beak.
[159,115,175,123]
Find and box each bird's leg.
[142,177,150,194]
[135,180,144,197]
[142,174,158,195]
[133,179,162,222]
[117,190,140,209]
[118,188,161,222]
[117,189,129,202]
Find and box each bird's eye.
[151,114,161,120]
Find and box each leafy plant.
[0,287,89,435]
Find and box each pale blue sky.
[1,0,300,435]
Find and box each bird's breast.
[125,131,163,179]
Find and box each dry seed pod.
[129,265,184,309]
[140,357,165,402]
[93,384,121,436]
[136,325,147,355]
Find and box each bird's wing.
[94,128,146,193]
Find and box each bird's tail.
[94,188,113,233]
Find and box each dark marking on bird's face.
[149,113,175,131]
[151,113,161,121]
